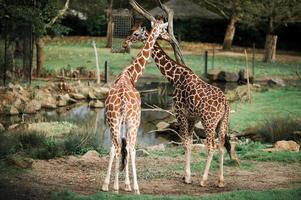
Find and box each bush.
[257,117,301,143]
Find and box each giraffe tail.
[120,137,127,171]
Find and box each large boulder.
[268,78,285,87]
[24,100,42,114]
[89,100,104,108]
[80,150,101,162]
[4,105,19,115]
[69,93,86,100]
[207,70,222,81]
[94,87,109,99]
[136,149,150,157]
[57,94,70,107]
[239,68,254,83]
[218,71,239,82]
[274,140,300,152]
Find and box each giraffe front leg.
[200,136,215,187]
[184,133,193,184]
[102,146,116,191]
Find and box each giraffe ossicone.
[101,19,168,195]
[123,25,236,187]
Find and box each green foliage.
[237,141,301,163]
[255,117,301,143]
[1,0,70,37]
[52,187,301,200]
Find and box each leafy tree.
[0,0,70,77]
[194,0,254,50]
[251,0,301,62]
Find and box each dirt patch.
[1,154,300,199]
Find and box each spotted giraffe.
[101,19,168,195]
[123,25,232,187]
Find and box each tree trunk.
[106,0,113,48]
[263,34,277,62]
[222,16,237,50]
[35,37,45,77]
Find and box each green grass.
[237,141,301,163]
[230,87,301,132]
[41,37,301,79]
[52,187,301,200]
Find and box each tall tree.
[0,0,70,77]
[194,0,252,50]
[253,0,301,62]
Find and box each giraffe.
[101,19,168,195]
[123,25,233,188]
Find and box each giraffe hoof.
[101,184,109,192]
[125,184,132,192]
[217,180,225,188]
[113,189,119,194]
[184,178,192,184]
[200,179,207,187]
[134,189,140,195]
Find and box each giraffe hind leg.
[102,145,116,191]
[200,128,215,187]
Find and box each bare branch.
[156,0,185,64]
[202,0,229,19]
[129,0,156,22]
[45,0,70,29]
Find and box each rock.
[0,123,5,131]
[207,70,222,81]
[238,68,254,83]
[13,98,24,111]
[136,149,150,157]
[57,94,70,107]
[191,144,206,153]
[4,105,19,115]
[218,71,239,82]
[42,97,57,109]
[7,154,33,169]
[274,140,299,152]
[89,100,104,108]
[268,78,285,87]
[24,100,42,114]
[88,91,97,100]
[146,144,165,152]
[94,87,109,99]
[156,121,170,130]
[69,93,86,100]
[80,150,101,162]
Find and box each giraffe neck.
[152,42,206,85]
[123,31,157,84]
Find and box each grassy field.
[53,187,301,200]
[229,87,301,132]
[41,36,301,79]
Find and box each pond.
[0,81,241,149]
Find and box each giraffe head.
[122,19,170,49]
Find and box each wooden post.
[92,41,100,84]
[211,47,215,70]
[244,49,251,103]
[104,61,108,83]
[204,51,208,76]
[252,43,255,77]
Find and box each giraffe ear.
[151,21,154,27]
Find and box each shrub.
[257,117,301,143]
